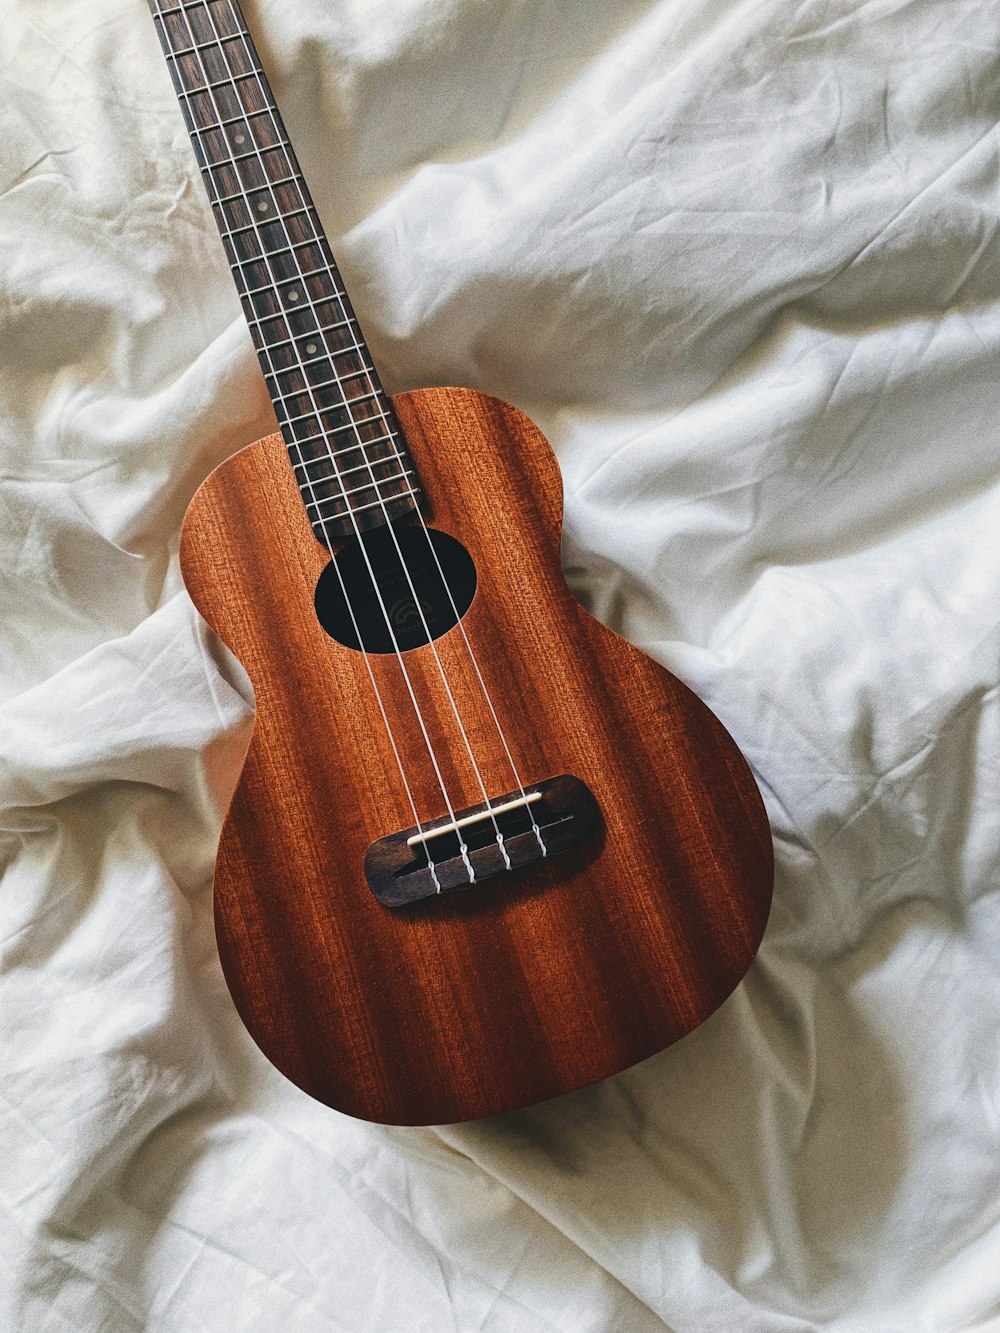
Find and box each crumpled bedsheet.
[2,0,1000,1329]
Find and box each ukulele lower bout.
[180,386,773,1124]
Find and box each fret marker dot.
[257,201,269,213]
[306,343,318,355]
[234,134,246,146]
[288,290,300,302]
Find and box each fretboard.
[148,0,421,542]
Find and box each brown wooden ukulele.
[149,0,773,1124]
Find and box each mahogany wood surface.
[180,388,773,1124]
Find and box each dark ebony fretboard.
[148,0,421,543]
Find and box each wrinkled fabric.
[2,0,1000,1328]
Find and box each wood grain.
[180,388,773,1124]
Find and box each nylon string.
[220,0,547,860]
[159,0,447,887]
[197,0,488,882]
[165,0,547,877]
[211,0,516,877]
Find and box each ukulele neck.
[148,0,421,543]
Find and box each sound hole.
[314,523,477,653]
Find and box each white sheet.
[3,0,1000,1328]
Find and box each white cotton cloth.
[2,0,1000,1328]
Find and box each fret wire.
[287,421,399,449]
[165,0,381,526]
[303,485,415,517]
[291,431,399,460]
[175,70,260,99]
[266,351,357,378]
[270,385,383,414]
[160,10,325,317]
[155,0,229,15]
[301,468,415,508]
[297,456,412,486]
[229,240,329,269]
[173,18,340,302]
[213,107,276,130]
[210,165,330,211]
[163,34,244,60]
[201,141,282,166]
[268,348,353,375]
[178,27,376,421]
[248,271,377,411]
[224,245,360,347]
[217,206,312,239]
[245,322,371,372]
[164,2,395,524]
[281,399,394,430]
[303,486,420,519]
[241,273,336,299]
[182,112,357,359]
[260,320,357,354]
[159,25,360,359]
[245,314,371,366]
[245,306,365,336]
[214,173,303,206]
[152,0,415,524]
[205,11,433,846]
[152,4,457,882]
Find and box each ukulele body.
[180,387,772,1124]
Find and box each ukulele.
[148,0,773,1124]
